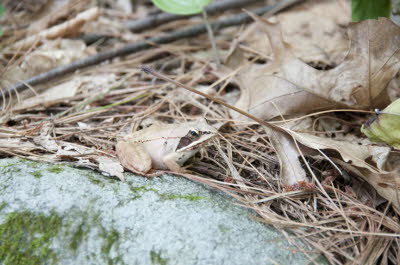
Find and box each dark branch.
[125,0,263,32]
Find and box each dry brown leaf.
[245,0,350,64]
[0,138,40,151]
[33,123,58,152]
[231,17,400,122]
[292,132,390,173]
[15,78,80,110]
[21,39,96,72]
[96,156,125,181]
[268,129,307,186]
[288,130,399,209]
[9,7,100,51]
[1,39,96,90]
[27,0,71,33]
[359,169,400,211]
[14,73,116,110]
[335,159,400,211]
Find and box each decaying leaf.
[291,132,390,173]
[244,0,350,65]
[362,98,400,149]
[268,129,307,186]
[334,158,400,211]
[284,129,400,208]
[1,39,97,91]
[359,169,400,211]
[96,156,125,181]
[33,123,58,152]
[14,73,116,110]
[230,17,400,122]
[0,138,40,151]
[9,7,100,51]
[15,78,80,110]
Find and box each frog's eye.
[189,130,199,136]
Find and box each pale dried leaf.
[361,170,400,210]
[2,39,96,92]
[338,161,400,211]
[56,142,95,155]
[246,0,350,64]
[268,129,307,186]
[15,78,80,110]
[14,73,116,110]
[96,156,125,181]
[116,0,133,14]
[9,7,100,51]
[292,132,390,173]
[0,138,39,151]
[21,39,96,71]
[33,123,58,152]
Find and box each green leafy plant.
[151,0,220,64]
[361,99,400,149]
[0,5,4,36]
[351,0,391,22]
[151,0,212,15]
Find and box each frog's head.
[176,118,218,152]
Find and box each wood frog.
[116,118,217,174]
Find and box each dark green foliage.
[352,0,391,21]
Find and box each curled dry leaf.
[268,129,307,186]
[336,159,400,211]
[359,169,400,211]
[288,130,400,209]
[291,132,391,173]
[231,17,400,122]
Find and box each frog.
[116,118,218,174]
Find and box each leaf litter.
[1,0,400,264]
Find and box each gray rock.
[0,158,326,265]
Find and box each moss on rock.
[100,228,124,265]
[0,210,62,265]
[158,193,205,201]
[150,250,168,265]
[46,165,64,174]
[30,171,43,178]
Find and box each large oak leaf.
[231,17,400,121]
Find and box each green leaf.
[0,5,4,36]
[352,0,391,22]
[361,99,400,149]
[151,0,212,15]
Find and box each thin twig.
[2,0,303,100]
[202,8,220,66]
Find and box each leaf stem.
[202,8,220,66]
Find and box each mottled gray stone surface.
[0,158,326,265]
